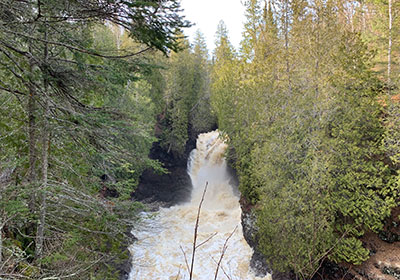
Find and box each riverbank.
[132,137,196,208]
[120,136,196,279]
[128,131,267,279]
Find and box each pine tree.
[211,21,238,133]
[161,33,215,157]
[190,30,216,135]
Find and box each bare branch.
[211,256,232,280]
[0,82,27,96]
[196,232,217,249]
[214,226,237,280]
[2,28,152,59]
[179,245,191,276]
[174,265,181,280]
[189,181,208,280]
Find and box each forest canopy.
[210,0,400,278]
[0,0,201,278]
[1,0,400,279]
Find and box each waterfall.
[129,131,271,280]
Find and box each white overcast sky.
[180,0,246,52]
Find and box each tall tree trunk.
[27,85,37,212]
[35,98,49,258]
[388,0,392,94]
[284,0,292,95]
[35,20,49,259]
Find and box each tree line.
[210,0,400,278]
[0,1,215,279]
[2,0,400,279]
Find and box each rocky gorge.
[127,130,400,280]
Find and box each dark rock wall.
[132,139,195,208]
[240,196,273,278]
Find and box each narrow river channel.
[129,131,271,280]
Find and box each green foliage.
[211,21,239,133]
[160,34,215,157]
[0,0,191,278]
[210,1,399,278]
[330,237,370,265]
[383,100,400,173]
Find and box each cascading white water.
[129,131,271,280]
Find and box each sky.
[180,0,246,52]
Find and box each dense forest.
[0,0,211,278]
[1,0,400,279]
[211,0,400,279]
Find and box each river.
[129,131,271,280]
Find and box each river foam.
[129,131,271,280]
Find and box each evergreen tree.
[161,33,215,158]
[190,30,216,135]
[211,21,238,133]
[210,0,399,278]
[0,1,190,278]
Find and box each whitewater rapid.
[129,131,271,280]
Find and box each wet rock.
[272,271,296,280]
[118,231,137,280]
[132,140,195,209]
[240,196,299,280]
[381,266,400,280]
[250,251,271,277]
[126,130,214,278]
[241,209,258,249]
[118,251,132,280]
[133,166,192,208]
[240,198,271,277]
